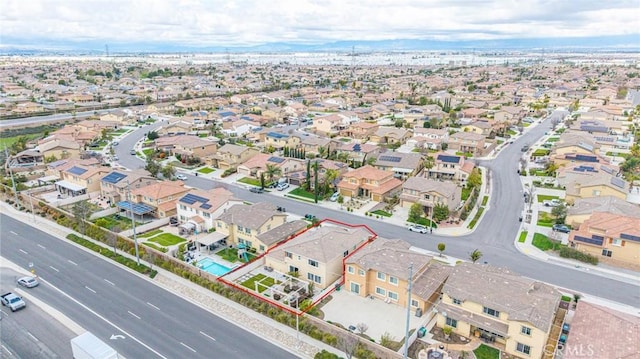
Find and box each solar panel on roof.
[102,172,127,184]
[574,235,603,246]
[200,203,212,210]
[437,155,460,164]
[353,144,361,152]
[621,233,640,242]
[378,155,401,163]
[180,193,209,205]
[610,177,626,189]
[575,154,598,162]
[116,201,154,215]
[68,166,88,175]
[268,156,285,163]
[601,166,614,174]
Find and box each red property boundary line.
[216,218,378,316]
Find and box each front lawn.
[288,187,317,200]
[537,212,555,227]
[238,177,261,186]
[143,242,168,252]
[148,233,187,246]
[93,214,141,231]
[461,187,471,201]
[481,195,489,206]
[518,231,528,243]
[142,148,154,157]
[536,194,559,203]
[370,209,392,217]
[197,167,215,174]
[532,233,564,251]
[467,207,485,229]
[139,229,163,238]
[547,137,560,142]
[474,344,500,359]
[532,149,550,157]
[241,274,276,293]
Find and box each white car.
[176,174,187,180]
[276,182,290,191]
[329,192,340,202]
[17,276,39,288]
[408,224,429,234]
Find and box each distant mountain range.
[1,34,638,55]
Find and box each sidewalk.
[0,201,343,359]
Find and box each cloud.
[2,0,639,48]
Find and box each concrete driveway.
[322,290,428,344]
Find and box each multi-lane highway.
[1,215,299,359]
[113,116,640,307]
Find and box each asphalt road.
[0,105,148,129]
[114,115,640,307]
[1,215,299,359]
[1,268,76,359]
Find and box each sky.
[2,0,639,50]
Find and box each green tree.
[145,157,161,178]
[552,203,568,224]
[437,242,446,257]
[469,249,483,263]
[162,164,177,180]
[314,161,319,203]
[265,164,282,183]
[467,168,482,188]
[433,203,449,222]
[147,131,159,140]
[322,168,340,196]
[259,172,266,189]
[305,160,311,191]
[408,203,423,223]
[71,200,94,237]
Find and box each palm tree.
[265,164,282,183]
[322,169,340,195]
[469,249,483,263]
[422,155,435,176]
[317,146,327,159]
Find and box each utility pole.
[403,263,414,359]
[4,146,19,206]
[126,181,141,265]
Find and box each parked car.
[521,145,529,152]
[329,192,340,202]
[112,141,119,146]
[249,187,264,193]
[552,224,571,233]
[304,214,317,221]
[169,217,179,226]
[408,224,429,233]
[276,182,290,191]
[543,199,562,207]
[130,149,136,155]
[17,276,39,288]
[176,174,187,180]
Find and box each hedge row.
[559,247,599,265]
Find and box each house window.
[389,276,398,285]
[343,250,349,257]
[203,212,211,218]
[347,266,354,274]
[358,269,365,276]
[445,317,457,328]
[308,259,319,267]
[285,251,292,258]
[245,240,252,248]
[375,287,386,296]
[521,326,532,336]
[516,343,531,355]
[411,299,419,308]
[244,228,251,234]
[217,222,221,228]
[377,272,386,281]
[452,298,462,305]
[307,273,321,283]
[612,239,622,247]
[483,307,500,317]
[424,194,430,200]
[289,266,298,273]
[602,249,612,257]
[180,204,187,210]
[388,291,398,301]
[237,225,244,232]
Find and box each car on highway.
[176,174,187,180]
[249,187,264,193]
[408,224,429,233]
[276,182,290,191]
[17,276,39,288]
[552,224,571,233]
[1,292,26,312]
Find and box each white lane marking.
[37,244,46,250]
[1,344,12,355]
[180,342,197,353]
[128,310,141,320]
[199,331,216,341]
[38,277,167,359]
[10,231,17,235]
[147,302,160,310]
[49,266,59,272]
[67,260,78,266]
[104,279,115,286]
[85,286,96,294]
[19,249,28,254]
[27,332,38,341]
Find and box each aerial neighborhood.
[2,55,639,359]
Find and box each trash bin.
[417,327,427,338]
[334,284,341,291]
[415,308,423,317]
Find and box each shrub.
[559,247,598,265]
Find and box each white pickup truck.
[1,292,26,312]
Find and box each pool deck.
[188,248,239,276]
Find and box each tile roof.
[442,263,560,332]
[374,152,422,170]
[342,165,394,181]
[579,212,640,238]
[256,220,308,247]
[568,196,640,218]
[217,202,284,230]
[132,181,189,200]
[564,301,640,359]
[402,177,460,198]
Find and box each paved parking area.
[322,290,427,344]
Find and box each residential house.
[493,106,524,123]
[335,142,381,167]
[8,149,45,170]
[56,164,111,197]
[568,212,640,267]
[462,121,493,137]
[157,120,193,136]
[337,165,402,202]
[264,131,301,151]
[369,126,412,145]
[557,167,629,203]
[426,153,475,183]
[206,144,259,170]
[566,196,640,228]
[436,263,561,359]
[313,113,353,135]
[176,188,243,232]
[299,136,335,157]
[265,224,375,289]
[237,153,305,180]
[341,122,379,141]
[344,238,451,314]
[100,170,158,204]
[221,118,261,137]
[448,132,486,156]
[154,135,218,159]
[287,158,349,187]
[400,177,461,215]
[563,301,640,359]
[372,152,423,180]
[37,137,82,161]
[214,202,288,253]
[411,128,449,151]
[127,181,191,218]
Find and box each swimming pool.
[198,257,233,276]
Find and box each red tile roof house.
[337,165,402,202]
